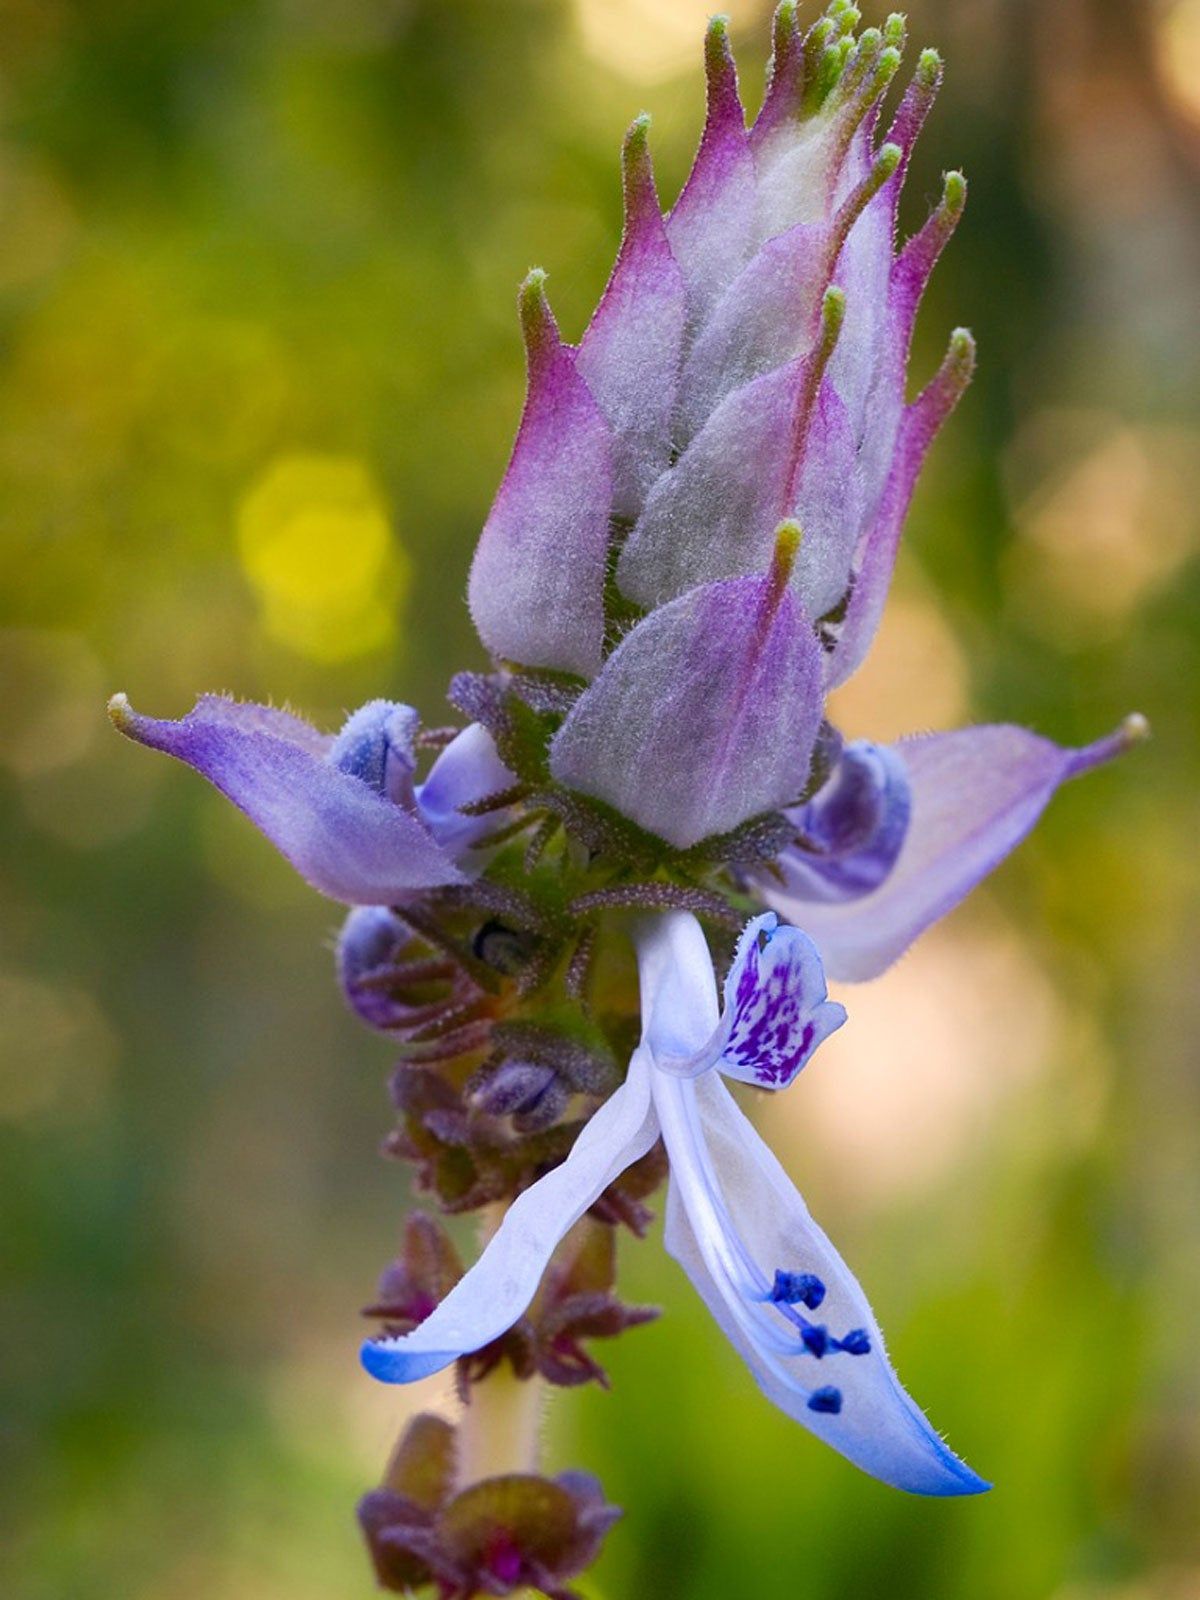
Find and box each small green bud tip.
[856,26,883,58]
[518,268,552,348]
[705,13,731,64]
[821,285,847,346]
[875,44,903,84]
[942,170,967,214]
[949,327,975,364]
[766,520,803,607]
[874,142,903,182]
[773,520,803,576]
[917,46,942,87]
[883,13,907,49]
[623,114,651,172]
[808,17,834,51]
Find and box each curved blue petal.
[658,1069,989,1496]
[415,722,516,856]
[362,1052,659,1383]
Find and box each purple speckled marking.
[721,932,820,1086]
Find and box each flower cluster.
[112,3,1144,1593]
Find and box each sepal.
[554,531,825,848]
[467,271,613,678]
[577,116,687,518]
[359,1414,620,1600]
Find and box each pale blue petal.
[362,1052,659,1383]
[415,723,516,856]
[633,911,721,1065]
[658,1070,989,1496]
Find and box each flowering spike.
[110,7,1150,1562]
[468,270,613,678]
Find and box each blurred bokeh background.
[2,0,1198,1596]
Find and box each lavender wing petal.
[763,721,1139,981]
[110,694,463,903]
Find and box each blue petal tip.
[360,1337,450,1385]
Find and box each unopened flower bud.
[469,1058,558,1119]
[331,699,420,808]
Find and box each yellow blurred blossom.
[237,454,407,662]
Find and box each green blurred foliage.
[2,2,1198,1597]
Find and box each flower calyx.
[359,1413,620,1599]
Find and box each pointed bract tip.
[875,43,903,89]
[916,45,943,87]
[107,692,133,733]
[883,12,907,49]
[942,169,967,214]
[706,12,731,49]
[873,140,903,182]
[702,14,740,119]
[853,24,883,62]
[622,113,652,178]
[1068,712,1151,778]
[948,326,976,368]
[774,0,799,34]
[824,0,860,32]
[771,519,804,584]
[517,268,555,353]
[626,110,652,143]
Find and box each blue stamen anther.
[837,1327,871,1356]
[807,1386,843,1415]
[800,1323,831,1358]
[770,1270,826,1309]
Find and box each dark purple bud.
[336,906,420,1031]
[435,1470,621,1599]
[783,739,912,902]
[469,1059,559,1119]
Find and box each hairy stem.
[456,1205,545,1484]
